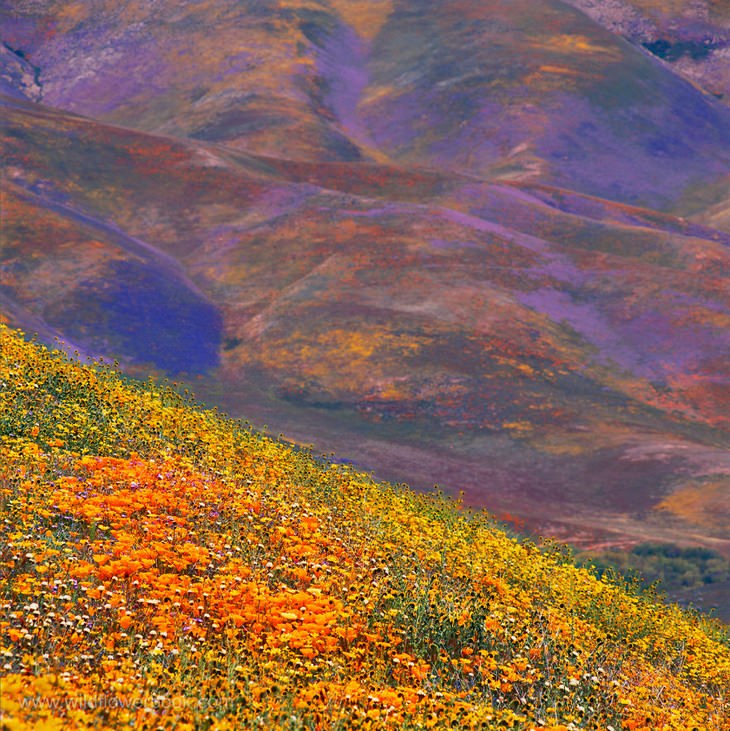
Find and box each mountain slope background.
[1,0,730,583]
[564,0,730,102]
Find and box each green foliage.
[578,543,730,591]
[576,543,730,622]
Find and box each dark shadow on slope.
[46,259,222,374]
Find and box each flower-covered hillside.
[0,323,729,731]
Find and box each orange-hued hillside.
[1,325,729,730]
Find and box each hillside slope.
[2,0,730,208]
[563,0,730,105]
[2,92,730,556]
[1,324,729,730]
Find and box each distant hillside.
[2,0,730,207]
[2,92,730,560]
[1,324,729,730]
[564,0,730,105]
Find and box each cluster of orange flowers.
[1,324,729,730]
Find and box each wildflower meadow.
[0,324,728,730]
